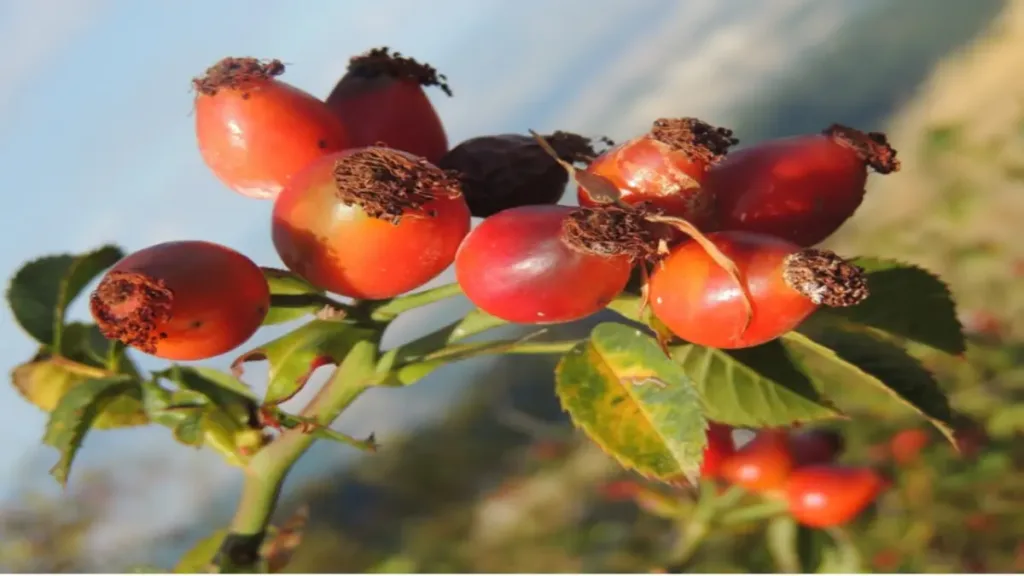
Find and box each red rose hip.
[326,47,451,164]
[700,421,736,479]
[785,465,887,527]
[455,205,640,324]
[89,241,270,360]
[706,124,901,246]
[649,230,869,349]
[719,428,794,493]
[193,57,351,200]
[577,117,738,229]
[272,147,471,300]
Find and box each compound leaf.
[12,355,147,429]
[6,245,123,350]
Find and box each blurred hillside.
[4,0,1022,572]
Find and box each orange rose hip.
[89,241,270,360]
[193,57,351,200]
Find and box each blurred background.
[1,0,1022,571]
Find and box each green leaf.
[11,355,147,429]
[784,326,956,445]
[822,258,965,354]
[262,267,327,326]
[815,528,862,573]
[171,406,206,447]
[232,319,374,405]
[767,516,829,573]
[155,365,258,424]
[670,340,842,427]
[42,376,138,486]
[6,245,124,350]
[555,322,707,483]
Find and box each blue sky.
[0,0,866,556]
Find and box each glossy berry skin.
[272,149,470,300]
[719,429,794,493]
[785,465,887,528]
[89,241,269,361]
[789,428,845,467]
[700,422,736,478]
[194,58,351,200]
[455,205,632,324]
[578,135,717,229]
[326,48,449,163]
[706,128,898,247]
[649,231,817,349]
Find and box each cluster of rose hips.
[87,47,900,367]
[605,424,888,530]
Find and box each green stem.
[369,282,464,321]
[718,498,789,527]
[213,339,379,572]
[269,293,351,313]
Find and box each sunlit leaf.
[12,355,147,429]
[262,267,327,326]
[555,322,707,484]
[6,245,123,350]
[155,365,258,424]
[784,325,956,445]
[232,319,375,405]
[42,375,138,486]
[671,340,842,427]
[822,258,965,354]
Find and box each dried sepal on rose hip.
[89,241,270,361]
[192,57,351,200]
[578,117,739,229]
[455,204,657,324]
[326,47,451,163]
[706,123,901,247]
[649,230,869,349]
[531,129,756,333]
[272,146,470,300]
[438,131,610,218]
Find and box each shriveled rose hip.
[326,47,451,163]
[193,57,351,200]
[439,131,605,218]
[89,241,269,360]
[706,124,901,246]
[272,147,470,300]
[577,117,738,230]
[649,230,869,349]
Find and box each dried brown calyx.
[782,249,870,307]
[823,124,901,174]
[332,148,463,224]
[192,57,285,97]
[90,271,174,354]
[562,205,659,262]
[648,117,739,165]
[347,47,452,96]
[438,131,611,218]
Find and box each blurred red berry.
[700,422,736,478]
[785,465,887,528]
[889,428,930,465]
[788,427,845,467]
[719,428,795,493]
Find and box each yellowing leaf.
[12,355,147,429]
[555,322,707,484]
